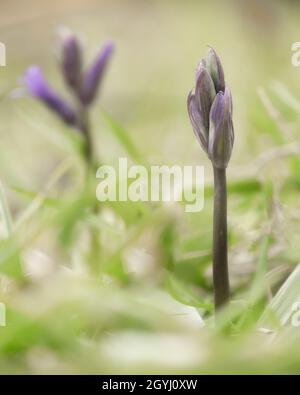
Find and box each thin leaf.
[101,111,144,164]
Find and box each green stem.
[78,103,101,275]
[213,166,230,309]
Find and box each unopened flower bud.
[187,48,234,168]
[61,32,82,91]
[24,66,77,126]
[187,91,208,152]
[80,41,114,106]
[208,88,234,169]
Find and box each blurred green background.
[1,0,300,374]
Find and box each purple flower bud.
[206,47,225,93]
[195,59,206,80]
[208,87,234,169]
[188,48,234,168]
[187,65,216,153]
[187,91,208,152]
[195,66,216,132]
[23,66,77,126]
[61,32,82,91]
[80,41,114,106]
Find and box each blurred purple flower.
[80,41,114,106]
[23,66,77,126]
[208,88,234,169]
[206,47,225,94]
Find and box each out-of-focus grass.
[1,0,300,374]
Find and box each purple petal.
[80,41,114,106]
[187,91,208,152]
[206,47,225,93]
[195,59,206,80]
[23,66,77,126]
[23,66,49,98]
[209,92,225,130]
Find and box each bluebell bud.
[23,66,77,126]
[23,33,115,140]
[188,48,234,169]
[61,32,82,91]
[80,41,114,106]
[187,91,208,152]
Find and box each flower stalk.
[213,166,230,308]
[187,48,234,310]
